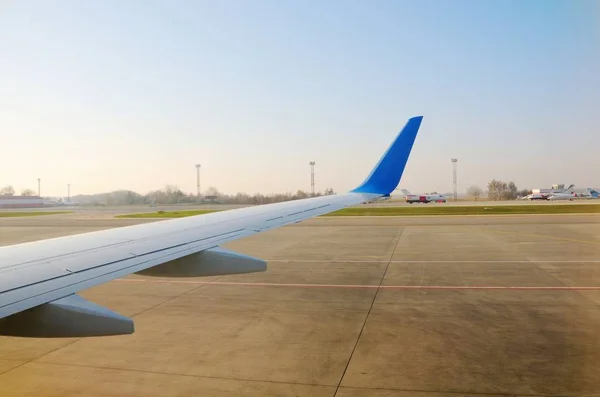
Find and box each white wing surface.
[0,116,423,337]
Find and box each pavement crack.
[333,226,405,396]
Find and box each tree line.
[71,185,336,206]
[1,180,538,204]
[467,180,532,201]
[0,186,36,196]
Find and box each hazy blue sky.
[1,0,599,197]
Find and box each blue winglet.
[351,116,423,195]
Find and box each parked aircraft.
[587,189,600,199]
[548,188,600,201]
[523,184,574,200]
[0,116,424,338]
[401,189,447,203]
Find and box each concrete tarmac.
[1,213,600,396]
[4,197,599,216]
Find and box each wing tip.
[351,116,423,195]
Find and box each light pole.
[37,178,40,197]
[309,161,315,196]
[195,164,201,202]
[451,158,458,202]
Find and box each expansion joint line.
[333,226,405,396]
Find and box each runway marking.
[116,278,600,291]
[485,228,600,246]
[265,259,600,263]
[321,213,600,218]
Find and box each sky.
[1,0,599,197]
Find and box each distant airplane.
[0,116,424,338]
[400,189,447,204]
[523,184,574,201]
[548,188,600,201]
[587,189,600,199]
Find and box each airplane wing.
[0,116,423,338]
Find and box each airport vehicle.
[0,116,423,338]
[401,189,447,203]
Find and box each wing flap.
[0,236,135,271]
[0,265,71,297]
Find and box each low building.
[531,188,552,195]
[0,196,44,209]
[532,184,568,195]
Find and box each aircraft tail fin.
[351,116,423,195]
[400,189,412,196]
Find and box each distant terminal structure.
[532,184,594,196]
[532,184,566,195]
[0,196,44,209]
[524,184,599,201]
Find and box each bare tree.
[487,179,518,201]
[517,189,532,198]
[506,181,518,200]
[53,186,335,207]
[204,186,221,198]
[163,185,184,198]
[20,188,37,196]
[467,185,483,201]
[293,190,309,200]
[0,185,15,196]
[145,185,186,205]
[487,179,504,200]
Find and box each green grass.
[324,204,600,216]
[116,209,221,218]
[0,211,72,217]
[116,204,600,219]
